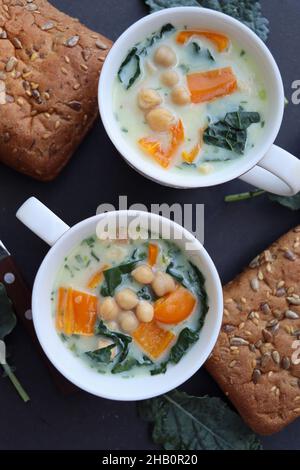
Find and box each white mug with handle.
[99,7,300,195]
[16,197,223,400]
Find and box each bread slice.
[0,0,112,180]
[206,227,300,435]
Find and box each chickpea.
[106,320,119,331]
[119,311,139,333]
[154,45,177,67]
[136,301,154,323]
[138,88,162,111]
[152,271,176,297]
[146,107,174,132]
[132,264,154,284]
[161,70,179,87]
[115,288,139,310]
[171,86,191,105]
[199,162,214,175]
[98,297,119,321]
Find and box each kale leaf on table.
[144,0,269,42]
[225,190,300,211]
[138,389,262,450]
[268,193,300,211]
[0,283,29,402]
[0,283,16,340]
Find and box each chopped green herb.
[180,162,197,168]
[190,42,215,61]
[75,254,83,264]
[69,343,78,353]
[91,250,100,262]
[258,89,267,100]
[64,264,74,278]
[179,63,190,74]
[81,236,96,248]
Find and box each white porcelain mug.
[99,7,300,195]
[16,197,223,400]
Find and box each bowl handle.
[16,197,70,246]
[239,144,300,196]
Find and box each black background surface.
[0,0,299,450]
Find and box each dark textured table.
[0,0,299,451]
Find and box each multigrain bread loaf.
[0,0,112,180]
[206,226,300,435]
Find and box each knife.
[0,240,77,394]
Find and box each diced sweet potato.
[182,144,200,163]
[72,290,98,335]
[148,243,159,266]
[154,286,196,324]
[87,265,110,289]
[187,67,237,104]
[138,119,184,168]
[55,287,97,336]
[176,30,229,52]
[87,271,104,290]
[133,321,175,360]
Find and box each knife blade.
[0,239,77,394]
[0,240,10,260]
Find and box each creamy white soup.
[52,233,208,377]
[113,24,267,174]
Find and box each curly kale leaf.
[145,0,269,42]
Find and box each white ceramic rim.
[99,6,284,189]
[32,210,223,401]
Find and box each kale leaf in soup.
[203,111,261,156]
[118,23,175,89]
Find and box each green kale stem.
[2,362,30,403]
[225,189,265,203]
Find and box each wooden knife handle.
[0,255,78,394]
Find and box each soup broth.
[52,233,208,377]
[113,24,267,175]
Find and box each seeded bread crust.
[206,226,300,435]
[0,0,112,180]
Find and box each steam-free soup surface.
[52,233,208,377]
[113,24,267,175]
